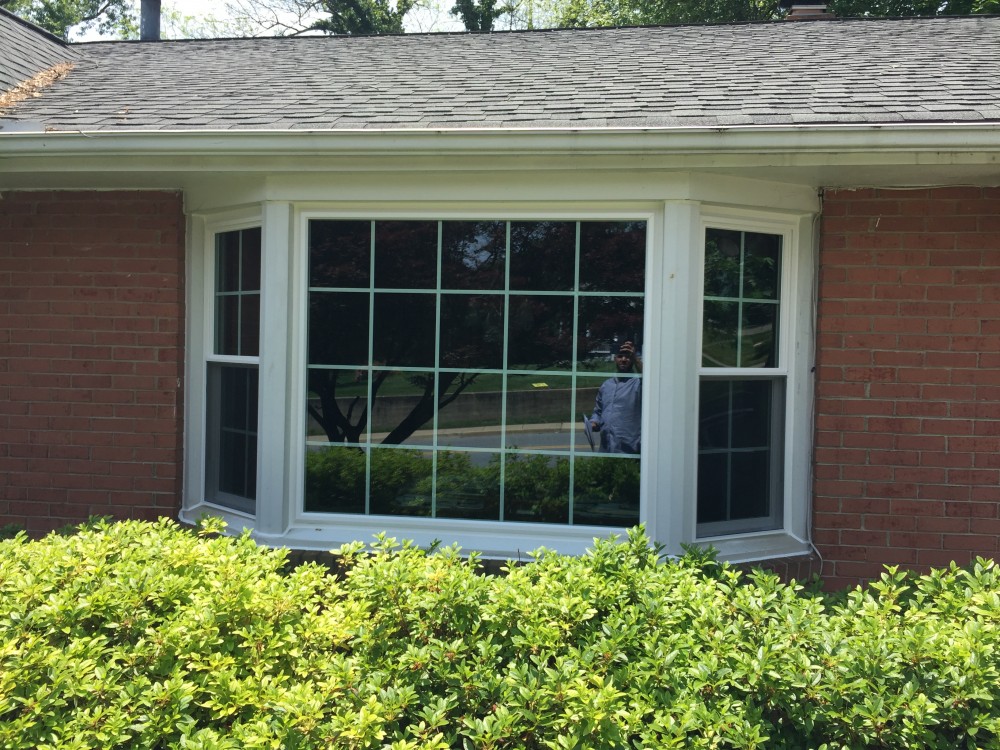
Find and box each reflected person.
[589,341,641,454]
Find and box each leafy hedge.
[1,519,999,749]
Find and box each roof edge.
[0,6,72,47]
[2,122,999,156]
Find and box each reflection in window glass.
[374,221,438,289]
[440,294,504,370]
[215,227,261,357]
[699,226,784,537]
[579,221,646,293]
[507,295,574,370]
[207,363,258,512]
[697,379,783,531]
[442,221,506,290]
[436,372,502,449]
[574,455,640,526]
[304,219,646,527]
[509,221,576,291]
[369,447,433,517]
[436,451,501,520]
[373,293,436,368]
[702,228,781,369]
[310,220,371,288]
[505,375,573,450]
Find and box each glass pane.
[504,454,569,523]
[578,221,646,293]
[743,232,781,300]
[505,375,573,451]
[573,455,640,526]
[441,221,506,290]
[741,303,778,368]
[374,221,438,290]
[240,228,262,292]
[507,295,574,370]
[509,221,576,292]
[435,451,501,520]
[216,230,241,293]
[310,220,371,288]
[210,364,258,503]
[215,295,240,356]
[577,297,644,371]
[578,373,641,455]
[370,371,436,447]
[730,380,774,449]
[730,451,771,520]
[697,453,728,524]
[221,365,250,431]
[440,294,504,370]
[697,379,732,451]
[697,378,783,532]
[304,445,367,514]
[702,300,738,368]
[369,448,433,516]
[306,368,369,445]
[219,430,249,497]
[704,228,742,299]
[373,292,436,368]
[308,292,370,367]
[240,293,260,357]
[436,372,503,450]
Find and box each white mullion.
[257,203,291,534]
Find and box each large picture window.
[697,228,784,536]
[304,220,646,527]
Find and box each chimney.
[785,3,835,20]
[140,0,161,40]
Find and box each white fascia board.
[1,123,999,166]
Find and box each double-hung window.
[205,226,261,514]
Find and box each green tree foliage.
[556,0,779,28]
[827,0,977,15]
[0,0,136,39]
[312,0,418,34]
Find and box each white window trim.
[183,199,816,564]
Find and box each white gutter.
[1,123,999,160]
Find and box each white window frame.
[182,198,815,564]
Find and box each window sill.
[182,504,811,565]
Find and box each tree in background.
[0,0,136,39]
[555,0,779,28]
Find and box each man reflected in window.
[588,341,642,454]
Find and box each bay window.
[186,190,815,563]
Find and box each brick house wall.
[815,187,1000,589]
[0,190,186,534]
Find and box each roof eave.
[2,122,999,157]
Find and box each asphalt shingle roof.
[2,13,1000,132]
[0,10,78,93]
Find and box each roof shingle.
[2,14,1000,132]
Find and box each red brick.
[1,190,184,532]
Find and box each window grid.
[305,219,644,525]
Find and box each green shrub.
[1,519,999,749]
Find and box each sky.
[73,0,463,40]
